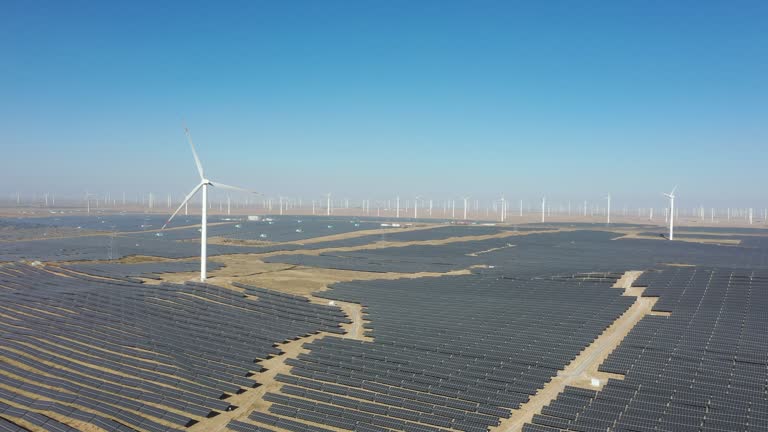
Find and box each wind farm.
[3,2,768,432]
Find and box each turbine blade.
[210,181,258,194]
[670,185,678,195]
[163,182,204,229]
[183,124,205,180]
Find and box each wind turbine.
[463,196,469,220]
[84,192,94,215]
[663,186,677,240]
[162,125,256,282]
[499,194,506,222]
[605,194,611,225]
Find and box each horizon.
[2,194,766,227]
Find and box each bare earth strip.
[494,270,659,432]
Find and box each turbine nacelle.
[664,185,678,199]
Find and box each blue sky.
[2,1,766,206]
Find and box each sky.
[2,1,767,207]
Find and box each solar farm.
[1,213,768,432]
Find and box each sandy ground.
[493,270,661,432]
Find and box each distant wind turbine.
[162,125,256,281]
[84,192,94,215]
[663,186,677,240]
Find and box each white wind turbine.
[162,126,256,282]
[663,185,677,240]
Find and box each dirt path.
[333,300,372,341]
[494,270,656,432]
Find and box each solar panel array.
[60,261,224,282]
[226,274,633,432]
[3,214,181,233]
[0,216,519,262]
[525,266,768,432]
[0,264,347,431]
[0,235,270,262]
[263,236,516,273]
[214,217,383,242]
[268,230,768,276]
[666,226,768,234]
[4,216,768,431]
[739,236,768,249]
[0,219,88,242]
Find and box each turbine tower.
[605,194,611,225]
[162,125,256,282]
[663,186,677,240]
